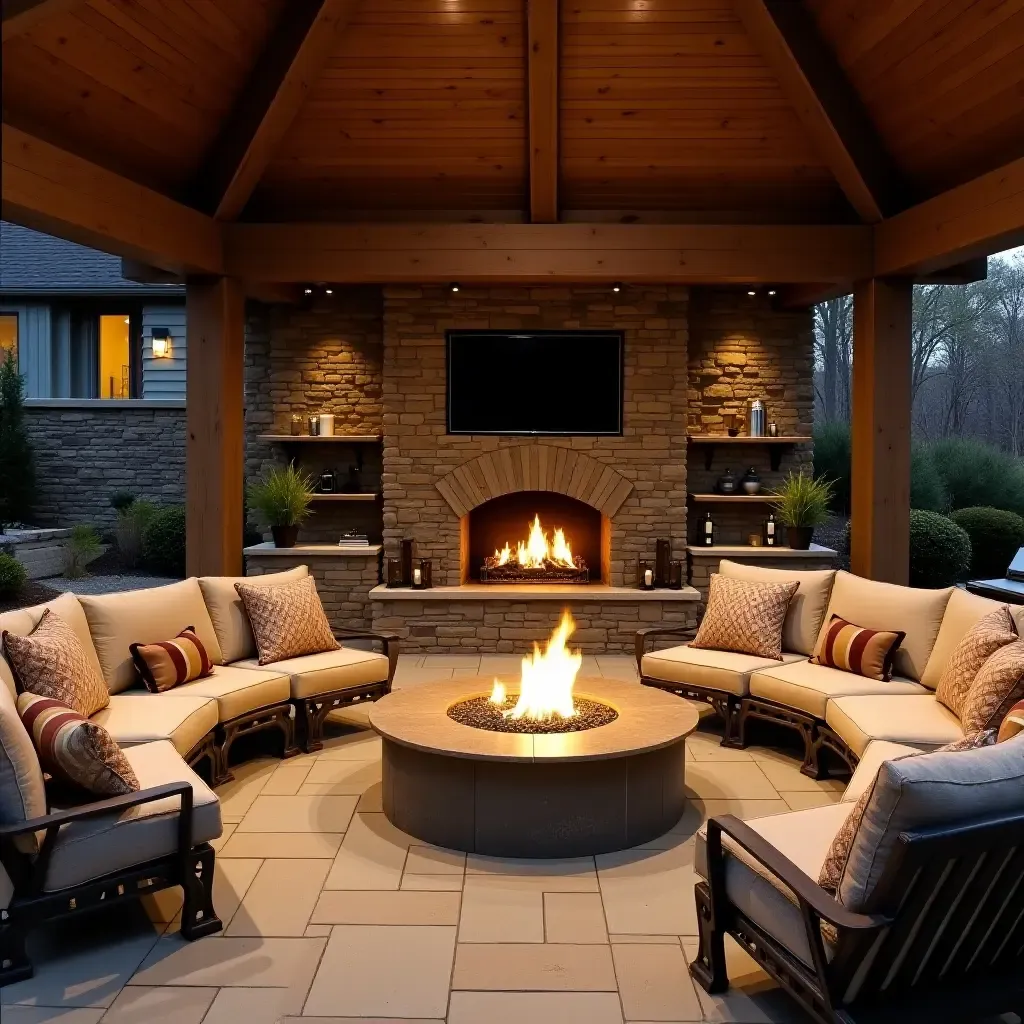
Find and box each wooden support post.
[185,278,245,577]
[850,278,913,584]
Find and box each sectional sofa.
[0,566,396,982]
[637,561,1024,776]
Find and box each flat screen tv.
[446,330,624,435]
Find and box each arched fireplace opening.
[464,491,606,585]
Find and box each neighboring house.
[0,221,185,400]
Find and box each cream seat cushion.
[695,802,850,966]
[43,739,221,892]
[167,663,291,721]
[641,646,804,697]
[840,740,920,805]
[921,588,1021,690]
[79,579,225,694]
[718,561,837,656]
[0,594,103,698]
[815,572,952,682]
[199,565,309,664]
[92,693,218,757]
[233,647,389,700]
[825,694,963,758]
[749,660,928,720]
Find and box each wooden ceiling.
[4,0,1023,226]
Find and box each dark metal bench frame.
[0,781,221,986]
[692,811,1024,1023]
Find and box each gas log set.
[481,514,590,584]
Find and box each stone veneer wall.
[244,293,385,545]
[381,285,691,587]
[23,403,186,529]
[687,550,835,601]
[687,290,815,546]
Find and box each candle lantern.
[668,560,684,590]
[655,538,671,587]
[386,558,405,588]
[638,560,655,591]
[412,559,431,590]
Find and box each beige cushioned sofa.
[639,562,1024,776]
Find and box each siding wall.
[142,304,186,399]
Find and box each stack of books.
[338,533,370,548]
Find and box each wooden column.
[850,277,913,584]
[185,277,245,577]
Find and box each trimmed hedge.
[142,505,186,577]
[0,553,27,599]
[949,506,1024,580]
[928,439,1024,516]
[909,510,972,588]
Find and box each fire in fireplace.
[481,513,590,583]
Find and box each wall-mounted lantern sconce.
[151,328,172,359]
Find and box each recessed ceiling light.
[325,288,333,295]
[612,282,622,293]
[747,290,757,296]
[304,287,313,295]
[450,282,460,292]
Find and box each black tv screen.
[446,330,624,435]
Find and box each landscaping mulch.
[0,580,61,614]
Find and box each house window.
[0,313,16,362]
[97,313,133,399]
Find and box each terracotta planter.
[271,524,299,548]
[786,526,814,550]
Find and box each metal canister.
[749,399,766,437]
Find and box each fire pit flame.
[488,609,582,722]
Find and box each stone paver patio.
[0,655,853,1024]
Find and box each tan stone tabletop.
[369,676,699,763]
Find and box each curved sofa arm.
[634,624,699,674]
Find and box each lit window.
[0,314,17,362]
[98,314,131,399]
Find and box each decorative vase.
[741,467,761,494]
[786,525,813,550]
[272,524,299,548]
[716,468,737,495]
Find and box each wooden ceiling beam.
[875,156,1024,277]
[733,0,911,223]
[223,222,872,284]
[1,0,81,41]
[193,0,358,222]
[527,0,559,223]
[2,124,223,275]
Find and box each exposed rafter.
[733,0,911,223]
[876,156,1024,277]
[527,0,559,223]
[2,124,223,274]
[192,0,358,222]
[1,0,81,40]
[223,222,872,284]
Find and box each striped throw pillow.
[811,615,905,681]
[17,692,139,797]
[130,626,212,693]
[998,699,1024,743]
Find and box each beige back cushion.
[815,572,952,682]
[80,579,224,693]
[922,588,1019,690]
[199,565,309,664]
[0,681,47,853]
[719,561,837,656]
[0,593,102,698]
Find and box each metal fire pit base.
[370,677,699,858]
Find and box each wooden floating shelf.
[686,434,812,471]
[259,434,381,444]
[310,493,379,502]
[689,493,782,504]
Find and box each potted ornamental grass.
[772,470,834,550]
[248,463,315,548]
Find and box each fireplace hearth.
[468,491,602,584]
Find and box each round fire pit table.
[369,676,699,858]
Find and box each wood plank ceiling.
[2,0,1023,226]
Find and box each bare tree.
[986,255,1024,454]
[813,295,852,422]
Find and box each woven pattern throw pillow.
[17,692,139,797]
[235,575,338,666]
[817,729,996,893]
[936,606,1018,719]
[690,574,799,660]
[811,615,906,681]
[960,639,1024,735]
[2,609,109,717]
[130,626,213,693]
